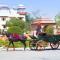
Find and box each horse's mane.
[5,32,11,37]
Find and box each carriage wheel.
[36,40,45,50]
[50,42,59,49]
[29,40,37,50]
[36,40,47,50]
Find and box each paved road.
[0,48,60,60]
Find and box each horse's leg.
[7,41,11,51]
[11,41,15,51]
[21,40,26,50]
[24,41,26,50]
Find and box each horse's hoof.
[24,48,26,51]
[13,48,15,51]
[7,48,8,51]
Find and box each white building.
[0,4,26,33]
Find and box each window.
[3,25,6,28]
[2,17,5,21]
[19,17,23,20]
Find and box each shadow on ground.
[30,48,60,51]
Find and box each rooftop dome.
[18,4,26,9]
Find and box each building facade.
[31,18,57,36]
[0,4,26,33]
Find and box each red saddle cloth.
[12,33,20,39]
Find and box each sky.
[0,0,60,19]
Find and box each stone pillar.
[53,25,57,35]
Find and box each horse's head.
[23,33,31,40]
[4,32,11,37]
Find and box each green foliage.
[55,13,60,26]
[24,22,31,32]
[44,25,54,35]
[7,26,23,34]
[0,39,30,48]
[25,13,33,31]
[0,40,8,47]
[6,18,26,27]
[25,13,33,22]
[6,17,26,34]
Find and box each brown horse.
[5,32,27,51]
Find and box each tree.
[25,13,33,32]
[43,25,54,35]
[25,13,32,22]
[55,13,60,26]
[6,18,26,34]
[31,10,41,19]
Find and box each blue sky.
[0,0,60,19]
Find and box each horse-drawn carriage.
[2,31,60,51]
[29,32,60,50]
